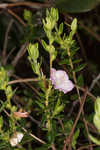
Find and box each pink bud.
[13,111,29,118]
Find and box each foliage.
[0,6,100,150]
[56,0,100,13]
[23,9,44,43]
[89,97,100,145]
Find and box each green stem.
[50,55,52,71]
[45,54,53,132]
[45,81,51,131]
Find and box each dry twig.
[2,19,14,65]
[89,73,100,92]
[7,9,26,26]
[63,88,88,150]
[0,2,50,9]
[11,42,28,67]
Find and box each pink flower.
[50,68,74,94]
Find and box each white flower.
[10,132,24,147]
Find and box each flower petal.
[55,70,69,81]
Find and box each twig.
[77,85,96,101]
[76,32,88,62]
[63,44,83,149]
[8,78,40,85]
[10,74,41,97]
[58,119,65,132]
[5,47,16,64]
[70,86,94,150]
[7,9,26,26]
[79,21,100,42]
[66,30,92,150]
[87,122,98,134]
[2,19,14,65]
[8,78,96,102]
[89,73,100,92]
[63,88,88,150]
[82,117,93,150]
[11,42,28,67]
[51,143,56,150]
[67,100,79,117]
[0,2,50,9]
[22,127,46,144]
[77,144,96,150]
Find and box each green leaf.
[50,51,57,62]
[93,97,100,132]
[47,121,57,143]
[89,133,100,145]
[70,47,79,57]
[27,43,41,76]
[72,59,82,64]
[73,63,86,72]
[71,94,78,101]
[36,101,45,109]
[77,74,84,87]
[56,0,100,13]
[0,141,9,150]
[28,43,39,60]
[0,116,3,131]
[40,114,47,128]
[93,115,100,132]
[35,144,51,150]
[9,118,16,131]
[59,59,70,65]
[43,8,59,31]
[6,86,13,101]
[52,104,65,118]
[47,123,56,143]
[58,23,63,35]
[0,100,8,113]
[51,7,59,21]
[0,67,8,90]
[54,98,61,110]
[72,128,80,149]
[24,9,32,24]
[1,131,9,141]
[64,120,73,134]
[42,40,49,52]
[94,97,100,114]
[71,18,77,35]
